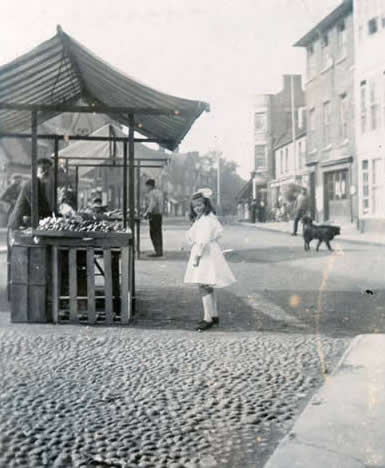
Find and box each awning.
[56,124,169,178]
[236,176,267,201]
[0,26,209,151]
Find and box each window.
[254,113,266,133]
[285,148,289,173]
[323,101,331,146]
[280,150,284,175]
[309,108,316,149]
[368,17,378,35]
[339,93,348,140]
[307,45,316,79]
[297,141,304,169]
[369,79,379,130]
[298,107,305,129]
[362,160,369,214]
[321,33,331,69]
[255,145,266,171]
[337,21,347,59]
[360,81,367,133]
[383,72,385,127]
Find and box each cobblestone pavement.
[1,219,379,467]
[0,323,348,468]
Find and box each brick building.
[295,0,357,225]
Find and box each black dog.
[302,216,340,251]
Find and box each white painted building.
[354,0,385,231]
[274,133,307,186]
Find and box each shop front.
[322,158,353,224]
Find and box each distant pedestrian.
[292,187,308,236]
[0,174,23,221]
[184,188,236,331]
[258,199,266,223]
[143,179,164,257]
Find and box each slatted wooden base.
[51,245,132,325]
[31,231,134,325]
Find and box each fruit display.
[38,216,126,233]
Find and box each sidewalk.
[264,334,385,468]
[241,220,385,247]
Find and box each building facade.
[240,75,305,219]
[272,129,308,213]
[295,0,357,225]
[354,0,385,231]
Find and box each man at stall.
[8,158,54,230]
[143,179,164,257]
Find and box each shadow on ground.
[133,285,385,338]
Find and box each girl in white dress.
[184,188,236,331]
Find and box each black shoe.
[212,317,219,325]
[291,233,297,236]
[148,253,163,258]
[196,320,213,331]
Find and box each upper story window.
[307,44,316,79]
[337,21,347,59]
[321,33,332,69]
[280,150,284,176]
[298,107,305,129]
[360,81,367,133]
[309,108,316,150]
[323,101,331,146]
[369,79,379,130]
[285,148,289,173]
[339,93,348,140]
[368,17,379,35]
[254,113,266,135]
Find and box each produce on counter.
[38,216,127,233]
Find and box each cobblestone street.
[1,218,383,467]
[0,323,347,468]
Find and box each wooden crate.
[36,231,133,325]
[10,240,49,323]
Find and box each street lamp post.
[216,152,221,214]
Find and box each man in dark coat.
[8,158,53,230]
[292,187,308,236]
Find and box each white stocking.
[202,294,213,322]
[211,290,218,318]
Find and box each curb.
[238,222,385,248]
[264,334,384,468]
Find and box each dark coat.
[8,179,52,229]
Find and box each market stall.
[55,123,170,258]
[0,25,209,324]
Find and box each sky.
[0,0,341,178]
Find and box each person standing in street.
[292,187,308,236]
[143,179,164,257]
[184,188,236,331]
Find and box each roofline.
[274,131,306,151]
[294,0,353,47]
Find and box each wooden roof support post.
[122,140,128,229]
[136,161,141,259]
[31,111,38,228]
[53,136,59,214]
[128,114,136,301]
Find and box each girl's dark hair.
[189,197,216,222]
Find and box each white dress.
[184,213,236,288]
